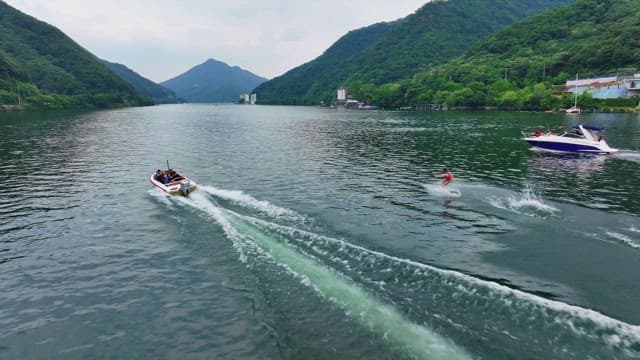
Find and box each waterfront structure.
[565,73,640,99]
[623,74,640,97]
[238,93,256,104]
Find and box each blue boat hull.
[526,140,606,153]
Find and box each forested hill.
[161,58,267,103]
[0,1,149,110]
[101,60,180,104]
[252,21,401,105]
[254,0,572,105]
[397,0,640,110]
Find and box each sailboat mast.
[574,73,578,107]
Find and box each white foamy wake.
[163,192,471,360]
[487,186,557,217]
[235,212,640,355]
[147,188,173,206]
[606,231,640,250]
[171,192,256,263]
[423,183,462,198]
[387,127,428,132]
[198,185,306,222]
[613,150,640,164]
[152,188,640,357]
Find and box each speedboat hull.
[150,173,197,196]
[524,138,616,154]
[523,125,617,154]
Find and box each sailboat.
[566,73,581,114]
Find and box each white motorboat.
[150,168,197,196]
[565,106,581,114]
[523,125,617,154]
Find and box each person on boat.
[533,129,542,137]
[435,168,454,187]
[155,169,163,181]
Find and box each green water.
[1,105,639,359]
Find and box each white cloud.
[5,0,427,82]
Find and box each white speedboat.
[523,125,617,154]
[150,169,197,196]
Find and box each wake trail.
[605,230,640,250]
[486,185,558,218]
[423,183,461,198]
[155,188,640,359]
[228,211,640,359]
[168,190,471,360]
[613,150,640,164]
[198,185,307,222]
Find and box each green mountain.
[398,0,640,110]
[101,59,179,104]
[0,1,149,110]
[161,58,267,103]
[254,0,572,105]
[253,21,401,105]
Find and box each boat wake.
[171,190,470,360]
[605,230,640,250]
[613,150,640,164]
[151,185,640,359]
[423,183,462,198]
[486,185,558,218]
[197,185,307,223]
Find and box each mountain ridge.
[100,59,180,104]
[254,0,573,105]
[357,0,640,111]
[161,58,267,103]
[252,21,400,105]
[0,0,149,109]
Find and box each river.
[1,104,639,359]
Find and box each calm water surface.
[1,105,640,359]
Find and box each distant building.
[239,93,256,104]
[565,73,640,99]
[565,75,618,89]
[337,88,347,101]
[623,74,640,97]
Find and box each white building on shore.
[566,73,640,99]
[239,93,257,104]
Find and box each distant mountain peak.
[161,57,266,103]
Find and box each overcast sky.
[5,1,428,83]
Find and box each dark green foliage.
[254,21,400,105]
[255,0,572,105]
[161,58,267,103]
[0,1,147,110]
[101,59,179,104]
[397,0,640,111]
